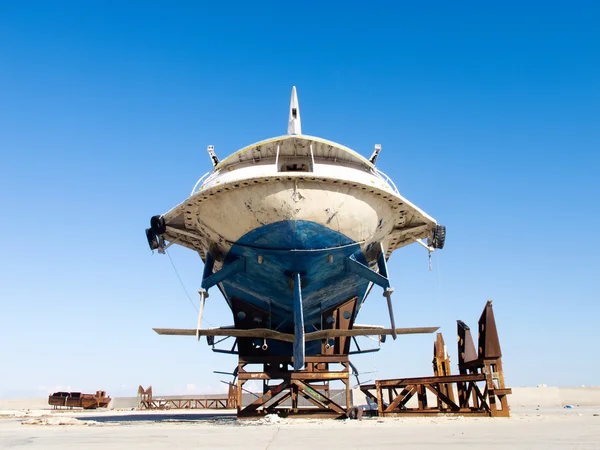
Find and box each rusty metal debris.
[361,300,511,417]
[137,385,237,410]
[48,391,110,410]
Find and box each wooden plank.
[153,326,439,342]
[305,327,439,341]
[153,327,295,342]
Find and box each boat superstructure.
[146,87,445,370]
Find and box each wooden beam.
[306,327,439,341]
[153,327,294,342]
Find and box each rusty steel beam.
[478,300,502,359]
[136,385,234,410]
[375,373,485,387]
[457,321,478,369]
[238,355,350,364]
[238,371,349,381]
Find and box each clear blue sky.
[1,1,599,398]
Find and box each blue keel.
[216,220,379,359]
[293,272,305,370]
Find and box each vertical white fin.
[287,86,302,135]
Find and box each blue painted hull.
[220,220,372,357]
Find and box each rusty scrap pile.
[361,300,511,417]
[48,391,111,410]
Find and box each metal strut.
[377,247,397,339]
[346,245,397,339]
[196,288,208,341]
[197,253,245,340]
[201,256,245,290]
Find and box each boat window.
[281,163,309,172]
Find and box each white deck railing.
[375,168,400,194]
[190,172,211,196]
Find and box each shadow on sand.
[78,412,238,424]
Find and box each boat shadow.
[79,412,238,424]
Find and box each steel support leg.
[196,288,208,341]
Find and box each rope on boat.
[166,249,214,327]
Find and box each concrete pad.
[0,407,599,449]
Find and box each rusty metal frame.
[236,355,351,419]
[137,385,236,410]
[361,300,511,417]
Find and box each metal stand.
[456,300,511,417]
[236,355,351,419]
[432,332,456,409]
[137,385,237,410]
[361,300,511,417]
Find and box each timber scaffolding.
[137,385,237,410]
[360,300,512,417]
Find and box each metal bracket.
[346,247,397,338]
[377,246,397,340]
[346,253,390,289]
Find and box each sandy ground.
[0,406,599,449]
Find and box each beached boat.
[146,87,445,369]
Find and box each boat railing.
[190,171,211,196]
[192,168,398,196]
[375,168,400,194]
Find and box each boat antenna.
[369,144,382,165]
[207,145,220,167]
[287,86,302,135]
